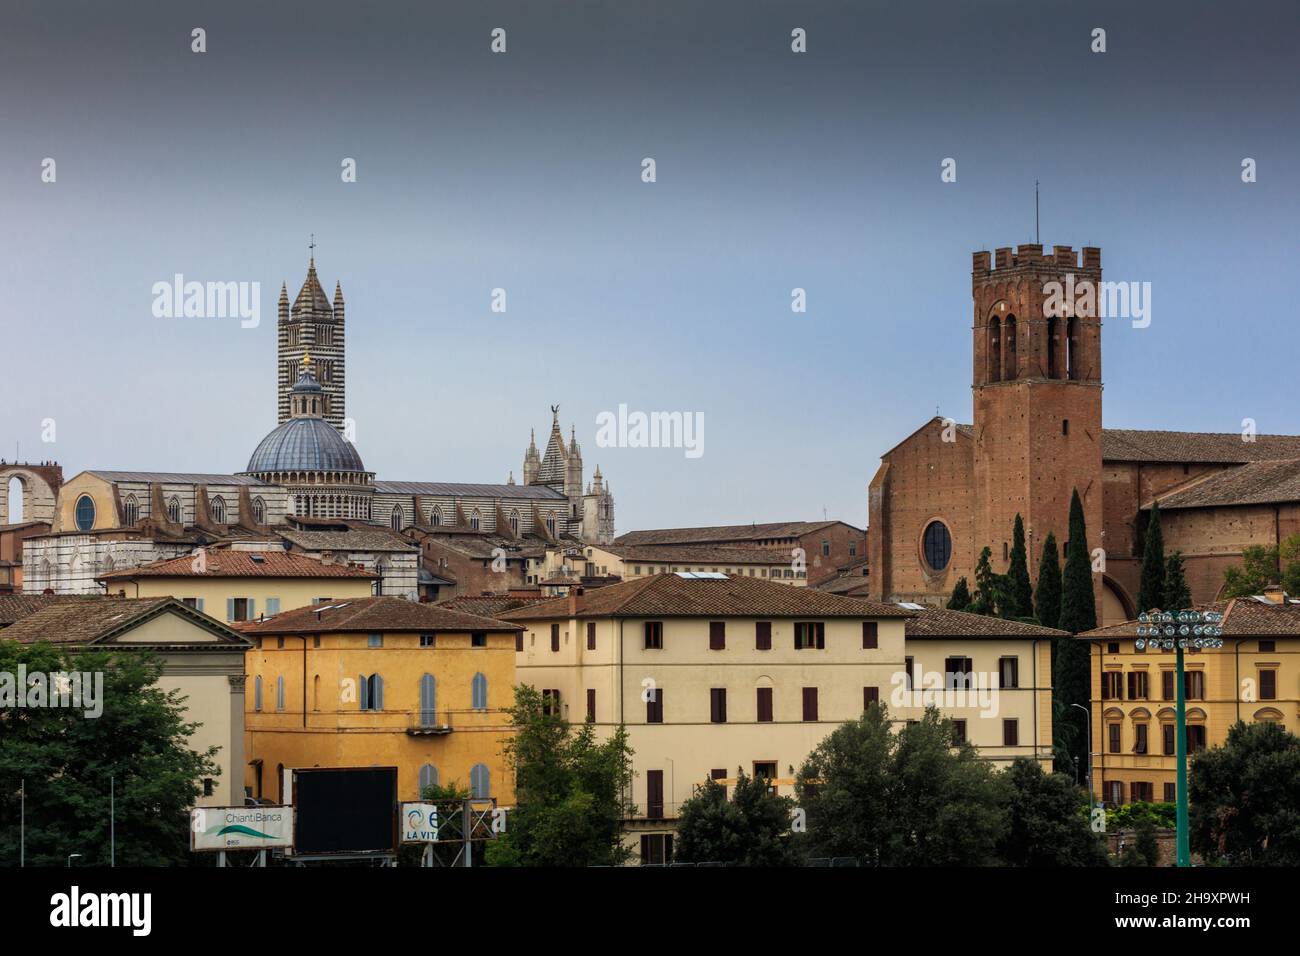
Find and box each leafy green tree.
[796,705,1008,865]
[421,780,469,802]
[1006,514,1034,619]
[674,771,797,866]
[947,577,972,612]
[1137,501,1166,613]
[1221,534,1300,598]
[1190,720,1300,865]
[970,547,1012,618]
[996,758,1108,866]
[0,640,219,866]
[1035,532,1062,630]
[1164,551,1191,611]
[485,684,634,867]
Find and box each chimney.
[568,585,585,616]
[1262,584,1287,605]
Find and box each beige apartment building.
[499,573,1059,862]
[528,541,801,590]
[97,548,377,622]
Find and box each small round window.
[75,494,97,531]
[922,521,951,572]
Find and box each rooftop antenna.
[1035,180,1040,245]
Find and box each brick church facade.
[867,243,1300,625]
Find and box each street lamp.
[1135,609,1224,867]
[1069,702,1092,806]
[66,853,82,867]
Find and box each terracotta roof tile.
[1144,459,1300,510]
[498,573,913,621]
[0,593,89,626]
[597,543,793,565]
[241,595,521,634]
[903,606,1069,638]
[2,596,251,645]
[1081,597,1300,638]
[614,521,853,547]
[98,550,377,580]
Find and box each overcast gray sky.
[2,0,1296,531]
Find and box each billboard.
[400,802,442,843]
[191,806,293,851]
[292,767,398,856]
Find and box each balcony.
[406,710,454,736]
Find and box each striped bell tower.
[277,239,347,432]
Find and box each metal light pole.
[19,779,24,868]
[110,775,115,867]
[1070,702,1092,805]
[1136,609,1223,869]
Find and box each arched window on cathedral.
[987,317,1001,383]
[167,496,181,523]
[210,496,226,523]
[509,510,520,535]
[1003,315,1017,380]
[1067,317,1080,380]
[470,509,481,531]
[123,495,139,526]
[546,512,557,536]
[252,496,266,524]
[1047,317,1061,379]
[391,506,403,531]
[430,506,442,526]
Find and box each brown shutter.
[586,687,596,722]
[864,686,879,710]
[755,621,772,650]
[586,622,596,650]
[862,621,878,649]
[646,770,664,819]
[815,622,825,649]
[1003,719,1018,746]
[756,686,773,722]
[802,687,818,722]
[550,623,560,652]
[515,631,523,652]
[709,621,726,650]
[1261,669,1277,700]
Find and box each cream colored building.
[97,548,377,622]
[0,595,252,807]
[528,542,802,589]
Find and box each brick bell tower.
[970,243,1104,586]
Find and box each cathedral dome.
[245,417,367,474]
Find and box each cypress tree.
[1007,514,1034,619]
[1137,501,1166,613]
[1035,532,1062,630]
[1165,551,1191,611]
[1055,489,1096,776]
[1058,489,1098,634]
[947,577,972,611]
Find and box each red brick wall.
[798,523,865,585]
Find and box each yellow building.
[241,596,522,805]
[1080,593,1300,806]
[0,595,252,808]
[98,548,377,622]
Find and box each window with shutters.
[1101,671,1123,700]
[359,673,384,711]
[420,634,436,648]
[419,674,437,726]
[254,675,263,712]
[998,656,1019,689]
[1164,783,1176,802]
[801,687,818,722]
[1108,781,1124,806]
[639,833,672,865]
[276,676,285,712]
[1108,722,1121,753]
[1127,671,1149,700]
[1003,718,1018,746]
[756,686,773,722]
[646,687,663,723]
[904,656,914,690]
[1260,640,1276,653]
[864,686,879,711]
[470,763,490,798]
[646,770,664,819]
[794,621,825,649]
[709,621,726,651]
[755,621,772,650]
[1260,669,1277,700]
[1187,724,1207,753]
[1184,670,1205,700]
[862,621,878,649]
[228,597,253,622]
[587,622,596,650]
[550,623,560,652]
[418,763,439,795]
[753,761,777,783]
[944,656,973,690]
[542,688,562,716]
[1133,722,1148,754]
[471,672,488,709]
[1162,722,1176,755]
[644,621,664,649]
[709,687,727,723]
[586,688,596,722]
[1161,670,1175,700]
[951,719,967,745]
[1131,782,1153,803]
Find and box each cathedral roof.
[1142,458,1300,511]
[537,410,569,486]
[245,417,367,474]
[615,520,851,547]
[293,258,333,315]
[374,480,565,500]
